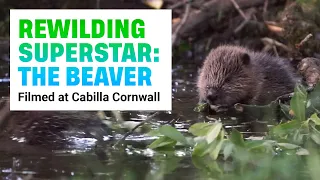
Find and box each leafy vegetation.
[147,83,320,179]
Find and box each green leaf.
[189,123,214,136]
[193,134,224,159]
[245,140,267,148]
[290,84,307,122]
[246,140,272,153]
[306,83,320,115]
[202,140,221,159]
[310,132,320,145]
[308,124,320,146]
[185,137,196,147]
[206,123,223,144]
[148,136,176,149]
[159,125,188,145]
[193,136,206,144]
[223,141,234,160]
[191,156,223,175]
[296,148,309,155]
[147,129,161,137]
[209,138,224,160]
[248,144,270,154]
[194,103,209,112]
[292,130,305,145]
[192,141,210,157]
[229,129,245,147]
[310,133,320,145]
[269,120,301,137]
[280,103,293,119]
[309,113,320,125]
[277,143,300,149]
[196,130,225,160]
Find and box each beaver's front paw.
[298,57,320,87]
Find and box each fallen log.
[173,0,285,39]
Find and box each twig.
[232,4,256,34]
[230,0,249,20]
[263,0,269,19]
[172,1,191,46]
[265,22,284,33]
[234,20,250,33]
[233,8,256,34]
[112,112,160,148]
[261,37,292,53]
[296,33,313,49]
[272,44,279,57]
[263,38,279,57]
[167,116,181,126]
[205,35,214,51]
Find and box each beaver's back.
[0,99,111,150]
[249,51,301,104]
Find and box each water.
[0,53,280,179]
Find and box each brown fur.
[197,45,301,110]
[0,109,110,149]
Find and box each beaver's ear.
[240,53,250,65]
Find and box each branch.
[296,33,313,49]
[172,0,283,36]
[172,1,191,46]
[230,0,249,20]
[113,112,160,148]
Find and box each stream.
[0,52,280,180]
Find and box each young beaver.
[0,98,111,150]
[197,45,301,112]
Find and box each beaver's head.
[197,45,257,112]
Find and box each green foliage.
[147,83,320,179]
[290,84,308,122]
[189,122,213,136]
[148,136,177,149]
[191,122,225,160]
[158,125,188,145]
[193,103,208,112]
[148,125,190,149]
[306,83,320,117]
[269,84,320,146]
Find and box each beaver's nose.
[206,91,217,104]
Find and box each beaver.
[197,45,302,112]
[0,98,111,150]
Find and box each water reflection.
[0,60,283,179]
